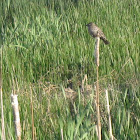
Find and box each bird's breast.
[88,26,98,38]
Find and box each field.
[0,0,140,139]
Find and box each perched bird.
[86,22,109,45]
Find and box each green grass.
[1,0,140,139]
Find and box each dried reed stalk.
[0,47,6,140]
[95,37,101,140]
[30,87,35,140]
[11,94,21,140]
[61,128,64,140]
[94,37,100,66]
[105,90,113,140]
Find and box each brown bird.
[86,22,109,45]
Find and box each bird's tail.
[101,37,109,45]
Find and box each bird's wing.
[97,29,106,38]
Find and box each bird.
[86,22,109,45]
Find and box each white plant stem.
[11,94,21,140]
[105,90,113,140]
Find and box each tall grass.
[1,0,140,139]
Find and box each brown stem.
[0,45,6,140]
[30,87,35,140]
[96,66,101,140]
[95,37,101,140]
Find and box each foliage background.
[0,0,140,139]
